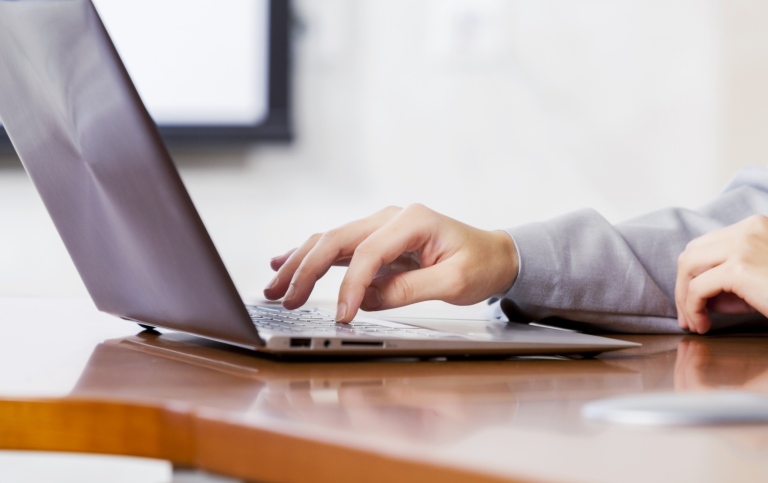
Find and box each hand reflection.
[674,337,768,392]
[254,378,519,443]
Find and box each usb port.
[290,338,312,348]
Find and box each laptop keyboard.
[245,305,446,338]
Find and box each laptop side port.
[290,338,312,348]
[341,341,384,348]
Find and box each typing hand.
[263,204,519,322]
[675,215,768,334]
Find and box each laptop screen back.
[0,0,260,347]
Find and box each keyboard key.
[245,304,446,339]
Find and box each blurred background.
[0,0,766,304]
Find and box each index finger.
[336,204,442,322]
[278,207,401,309]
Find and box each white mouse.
[582,391,768,426]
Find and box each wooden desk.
[2,298,768,482]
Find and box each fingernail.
[284,284,296,302]
[336,302,347,322]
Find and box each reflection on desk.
[2,299,768,482]
[76,332,641,443]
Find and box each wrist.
[492,230,519,296]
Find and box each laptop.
[0,0,638,357]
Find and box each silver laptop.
[0,0,638,357]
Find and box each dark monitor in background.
[0,0,291,150]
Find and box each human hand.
[675,215,768,334]
[263,204,519,322]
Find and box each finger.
[283,207,402,309]
[675,231,733,329]
[263,234,322,301]
[684,264,732,334]
[677,215,768,329]
[336,254,421,311]
[314,252,419,272]
[360,262,462,311]
[273,253,354,272]
[264,207,401,303]
[372,253,421,277]
[274,235,365,304]
[270,248,296,271]
[336,205,440,322]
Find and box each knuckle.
[732,232,761,261]
[402,203,429,217]
[379,205,402,217]
[353,241,376,259]
[729,277,746,297]
[401,203,440,228]
[391,275,416,303]
[293,265,316,283]
[683,237,700,253]
[744,214,768,231]
[292,266,307,281]
[745,229,764,245]
[729,258,749,278]
[686,277,702,297]
[340,279,365,294]
[318,228,340,244]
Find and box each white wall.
[0,0,735,301]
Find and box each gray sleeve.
[498,167,768,334]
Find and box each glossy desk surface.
[2,298,768,483]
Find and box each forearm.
[499,169,768,333]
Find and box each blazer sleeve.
[497,166,768,334]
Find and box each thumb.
[361,264,460,311]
